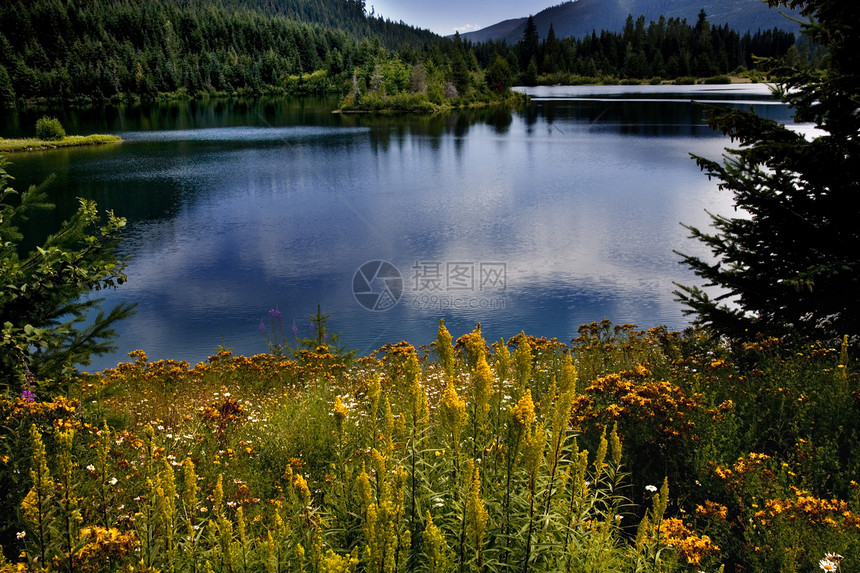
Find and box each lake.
[2,84,795,370]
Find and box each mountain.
[461,0,803,43]
[463,18,529,43]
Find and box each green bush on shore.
[703,75,732,84]
[34,116,65,141]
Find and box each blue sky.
[365,0,557,36]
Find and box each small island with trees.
[0,116,121,153]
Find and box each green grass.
[0,134,121,153]
[337,91,527,114]
[1,324,858,572]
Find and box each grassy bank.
[0,134,121,153]
[1,321,857,571]
[336,89,527,114]
[336,77,528,114]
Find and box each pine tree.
[675,0,860,343]
[541,24,562,74]
[450,49,470,97]
[518,16,540,73]
[522,57,539,86]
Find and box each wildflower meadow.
[1,319,858,572]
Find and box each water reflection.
[1,86,793,370]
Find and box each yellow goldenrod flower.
[319,549,358,573]
[472,353,494,427]
[465,461,488,566]
[436,318,455,381]
[440,381,467,446]
[333,396,348,433]
[423,511,450,572]
[513,332,533,390]
[510,389,535,427]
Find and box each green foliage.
[0,156,135,393]
[0,0,802,104]
[339,48,527,113]
[297,305,355,360]
[472,13,801,84]
[344,90,436,113]
[0,0,438,103]
[485,55,513,93]
[672,76,698,85]
[0,65,14,106]
[675,0,860,343]
[0,134,120,153]
[282,70,335,96]
[518,16,541,73]
[260,305,355,360]
[34,116,65,141]
[1,322,858,570]
[522,57,540,87]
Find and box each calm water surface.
[2,84,794,370]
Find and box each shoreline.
[0,134,122,153]
[1,75,761,111]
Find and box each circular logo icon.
[353,260,403,311]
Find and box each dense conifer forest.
[0,0,803,106]
[0,0,438,103]
[477,12,803,85]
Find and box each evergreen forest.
[0,0,803,106]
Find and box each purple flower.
[269,308,281,320]
[291,322,299,336]
[323,332,330,342]
[258,320,266,333]
[21,389,35,403]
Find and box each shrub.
[35,116,65,140]
[703,75,732,84]
[0,156,133,388]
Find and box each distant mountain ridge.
[461,0,803,43]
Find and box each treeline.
[0,0,807,106]
[340,11,804,112]
[0,0,438,104]
[340,35,524,112]
[473,11,804,84]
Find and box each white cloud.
[452,23,480,34]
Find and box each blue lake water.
[1,84,796,370]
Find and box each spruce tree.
[518,16,540,72]
[675,0,860,343]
